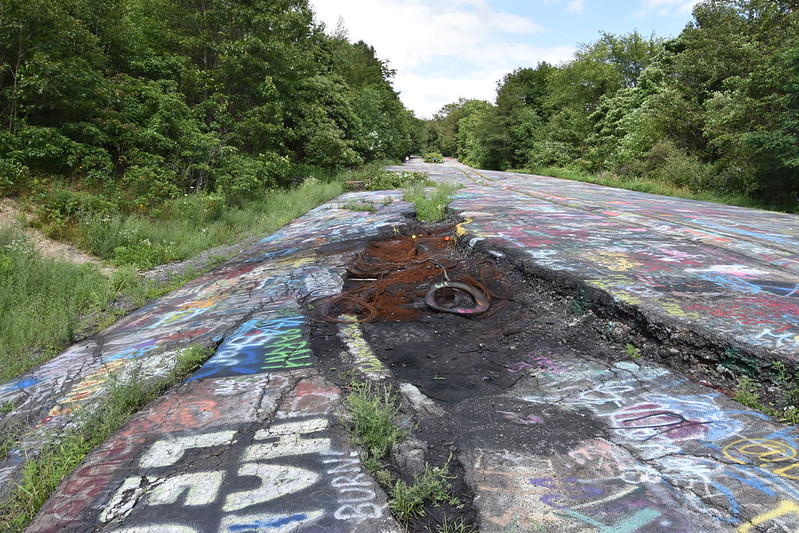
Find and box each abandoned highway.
[3,158,799,532]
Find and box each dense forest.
[2,0,797,218]
[0,0,424,214]
[426,0,798,209]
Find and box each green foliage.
[624,343,642,359]
[431,517,476,533]
[0,173,344,383]
[76,176,344,269]
[403,183,461,223]
[0,228,123,381]
[0,0,422,215]
[734,376,762,409]
[424,152,445,163]
[389,457,463,523]
[340,200,377,213]
[364,169,430,190]
[343,381,408,467]
[426,4,799,209]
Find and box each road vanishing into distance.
[3,158,799,532]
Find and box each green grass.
[429,516,476,533]
[363,169,431,191]
[624,343,641,359]
[339,199,377,213]
[424,152,444,164]
[343,381,408,471]
[0,343,213,532]
[77,177,344,269]
[0,173,350,383]
[517,166,797,214]
[0,229,220,383]
[403,182,461,223]
[0,229,140,382]
[389,456,463,523]
[734,376,762,409]
[341,380,465,528]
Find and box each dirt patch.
[0,198,114,274]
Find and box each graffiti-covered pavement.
[439,160,799,362]
[3,158,799,532]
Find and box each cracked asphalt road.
[4,158,799,532]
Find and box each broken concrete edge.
[450,221,790,394]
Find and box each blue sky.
[309,0,701,118]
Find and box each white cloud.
[542,0,585,12]
[309,0,574,118]
[566,0,585,14]
[639,0,700,17]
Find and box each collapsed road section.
[309,224,799,532]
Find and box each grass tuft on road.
[343,381,408,472]
[342,379,464,529]
[403,182,461,223]
[389,456,463,522]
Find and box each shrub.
[122,161,180,207]
[214,152,290,206]
[0,158,30,195]
[423,152,444,163]
[33,188,118,238]
[365,170,430,190]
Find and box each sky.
[308,0,701,119]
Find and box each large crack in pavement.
[308,221,799,532]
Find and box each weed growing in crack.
[340,200,377,213]
[771,361,799,404]
[341,381,467,529]
[780,406,799,425]
[730,371,799,425]
[429,516,477,533]
[403,183,461,222]
[389,455,463,523]
[624,343,641,359]
[0,343,214,532]
[734,376,762,409]
[343,381,408,472]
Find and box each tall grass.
[1,175,348,383]
[78,178,344,268]
[0,229,137,381]
[403,182,461,222]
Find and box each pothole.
[307,221,796,531]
